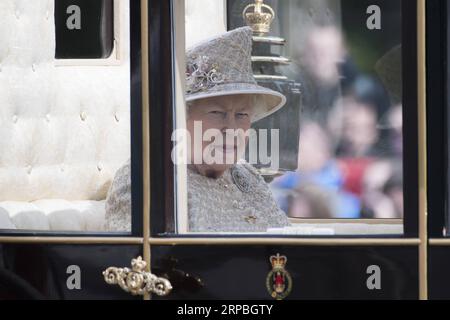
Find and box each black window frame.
[427,0,449,238]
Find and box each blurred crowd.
[270,25,403,219]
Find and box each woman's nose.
[222,113,240,130]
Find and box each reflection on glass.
[174,0,404,234]
[0,1,131,232]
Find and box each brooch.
[231,166,253,193]
[186,55,226,94]
[244,215,258,224]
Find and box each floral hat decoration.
[185,27,287,122]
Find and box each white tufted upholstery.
[185,0,226,48]
[0,200,106,231]
[0,0,130,231]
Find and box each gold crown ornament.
[243,0,275,36]
[270,253,287,269]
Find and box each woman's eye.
[208,110,224,115]
[236,113,249,118]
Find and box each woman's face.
[187,94,254,178]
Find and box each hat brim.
[185,82,287,122]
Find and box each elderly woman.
[105,27,290,232]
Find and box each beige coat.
[105,160,290,232]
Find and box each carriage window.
[0,0,133,233]
[55,0,114,59]
[171,0,405,235]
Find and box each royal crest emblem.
[266,253,292,300]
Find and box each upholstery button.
[32,63,36,72]
[115,113,120,122]
[97,163,103,172]
[12,115,18,123]
[45,114,50,122]
[27,165,32,175]
[80,111,87,121]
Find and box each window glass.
[0,0,132,233]
[174,0,404,235]
[55,0,114,59]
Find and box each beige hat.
[185,27,287,122]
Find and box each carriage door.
[146,0,426,300]
[0,0,174,300]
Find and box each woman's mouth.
[211,144,237,154]
[220,145,237,154]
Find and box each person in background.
[287,184,333,219]
[271,122,360,218]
